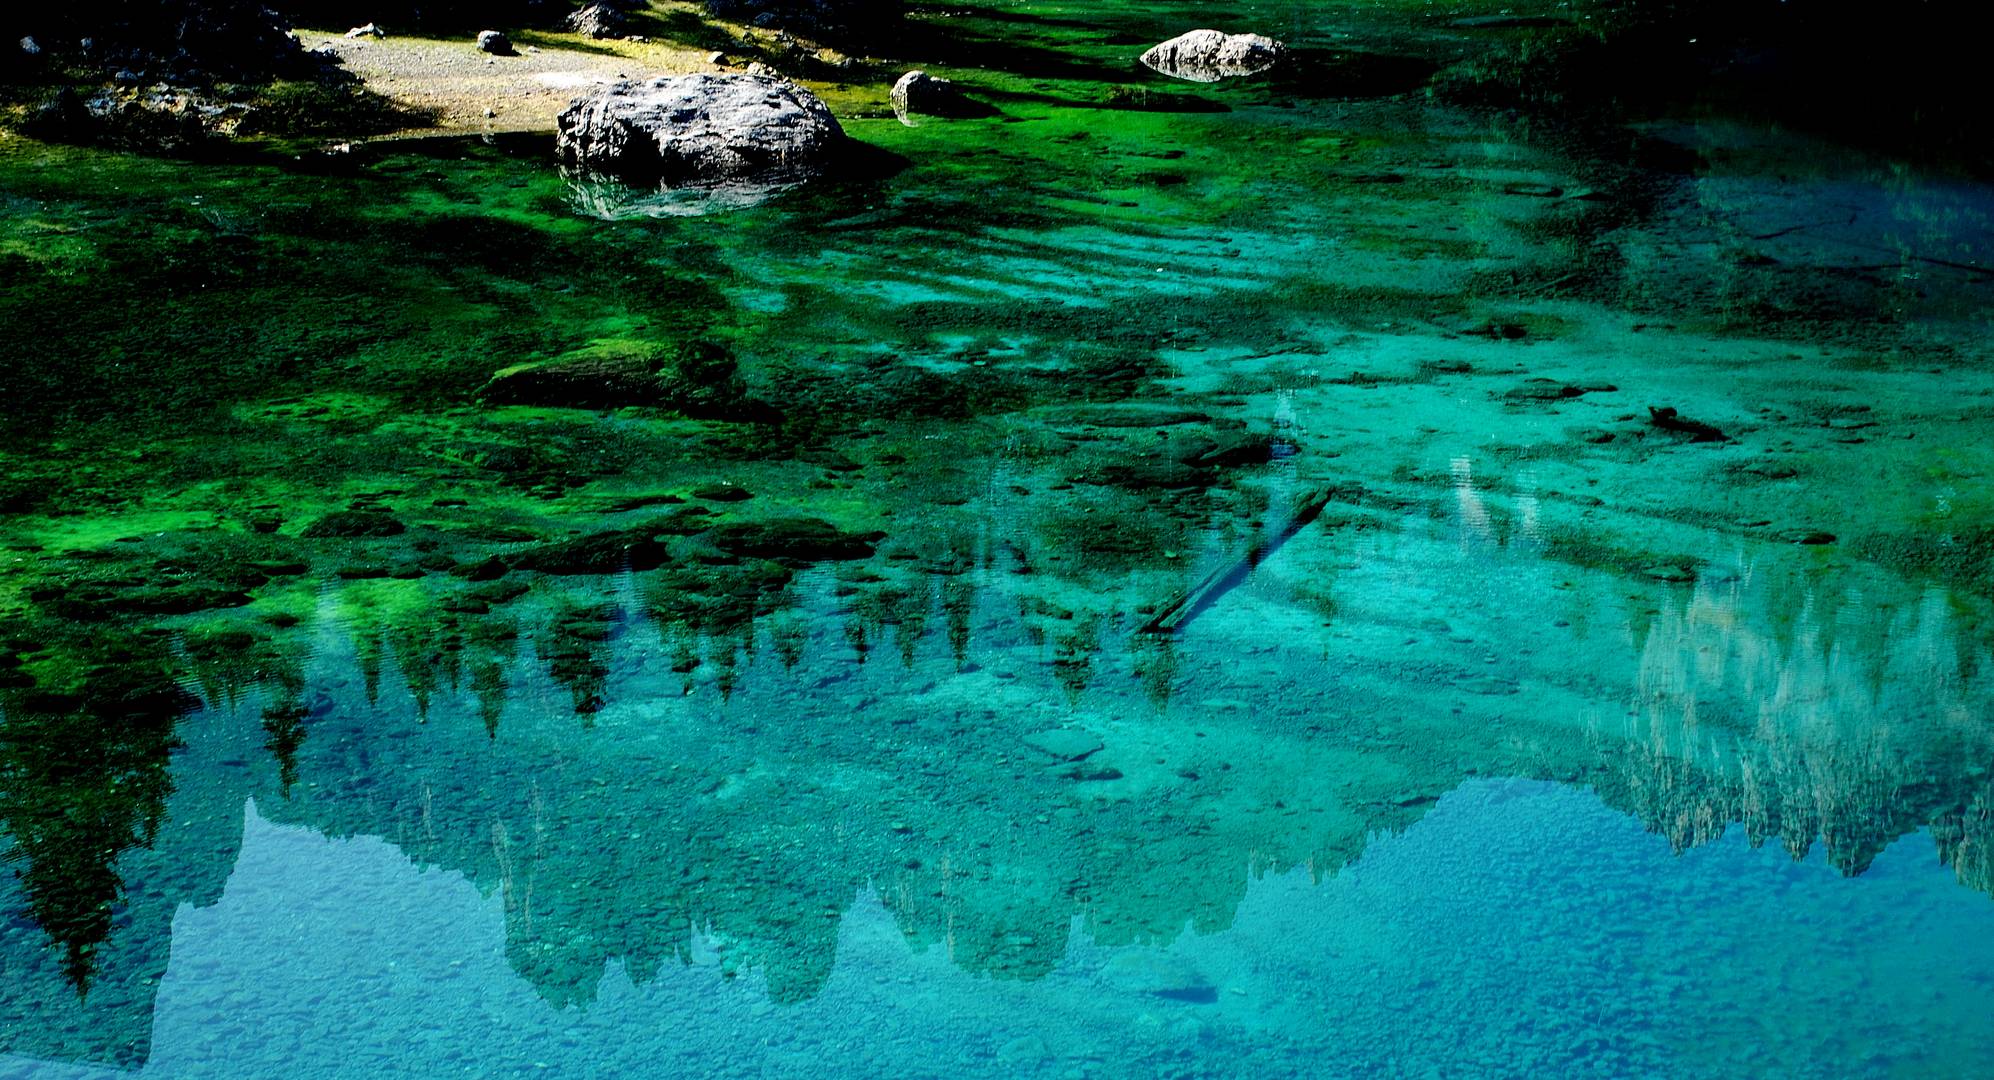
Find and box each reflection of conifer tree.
[642,565,802,693]
[465,616,519,739]
[769,614,808,671]
[388,618,446,720]
[357,628,385,706]
[1018,597,1047,648]
[843,614,869,665]
[269,642,311,788]
[1954,625,1982,686]
[333,581,425,707]
[851,582,930,668]
[0,644,195,994]
[844,583,903,667]
[539,602,617,718]
[439,620,466,693]
[665,626,702,695]
[941,574,976,666]
[711,635,742,700]
[890,580,933,668]
[1130,630,1180,707]
[180,624,314,790]
[471,660,508,739]
[1052,614,1101,695]
[261,702,308,796]
[177,627,265,709]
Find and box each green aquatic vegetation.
[2,2,1994,1071]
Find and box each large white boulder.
[1140,29,1287,82]
[555,74,846,183]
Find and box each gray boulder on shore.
[564,4,628,40]
[24,85,252,150]
[1140,29,1286,82]
[555,73,846,183]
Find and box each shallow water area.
[565,169,812,219]
[4,1,1994,1076]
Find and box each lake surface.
[4,3,1994,1076]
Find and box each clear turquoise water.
[5,3,1994,1076]
[13,779,1994,1080]
[5,511,1993,1077]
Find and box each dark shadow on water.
[358,130,556,161]
[1270,49,1441,100]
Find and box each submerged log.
[1139,486,1339,635]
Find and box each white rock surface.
[1140,29,1286,82]
[555,73,846,183]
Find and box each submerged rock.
[1140,29,1286,82]
[1170,430,1273,470]
[1023,727,1103,762]
[1099,951,1216,1001]
[1085,459,1215,491]
[1074,429,1272,492]
[300,511,406,538]
[1042,405,1211,428]
[1647,406,1730,443]
[1449,14,1576,29]
[78,586,254,620]
[479,339,758,418]
[509,528,672,575]
[702,518,878,565]
[555,74,846,184]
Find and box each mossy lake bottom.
[5,5,1994,1077]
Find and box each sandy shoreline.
[305,29,717,134]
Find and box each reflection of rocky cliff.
[6,507,1994,1067]
[1933,783,1994,897]
[1585,573,1994,890]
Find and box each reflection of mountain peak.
[7,513,1994,1065]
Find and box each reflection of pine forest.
[4,0,1994,1075]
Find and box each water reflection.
[7,779,1994,1079]
[5,60,1994,1077]
[564,169,807,219]
[4,494,1993,1069]
[1599,573,1994,883]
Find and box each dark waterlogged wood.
[1140,486,1338,635]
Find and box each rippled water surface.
[4,2,1994,1076]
